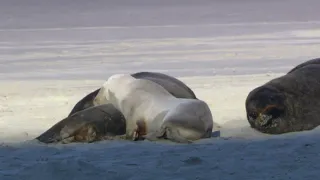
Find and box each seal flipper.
[130,120,148,141]
[143,127,193,144]
[165,127,193,144]
[143,131,164,141]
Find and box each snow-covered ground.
[1,0,320,179]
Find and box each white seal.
[94,74,214,143]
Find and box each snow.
[1,0,320,179]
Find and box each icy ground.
[1,0,320,179]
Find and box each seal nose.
[257,113,273,126]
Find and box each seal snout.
[247,102,285,129]
[257,113,273,126]
[256,105,281,125]
[247,100,285,131]
[246,86,286,129]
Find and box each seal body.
[68,71,197,116]
[246,59,320,134]
[288,57,320,73]
[68,89,100,116]
[36,104,126,144]
[94,74,213,143]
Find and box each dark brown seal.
[246,58,320,134]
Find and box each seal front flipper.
[129,120,148,141]
[142,131,164,141]
[165,128,193,144]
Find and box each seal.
[37,72,198,144]
[68,71,197,116]
[288,57,320,73]
[93,74,213,143]
[35,104,126,144]
[246,58,320,134]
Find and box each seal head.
[246,86,287,134]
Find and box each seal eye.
[268,96,277,102]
